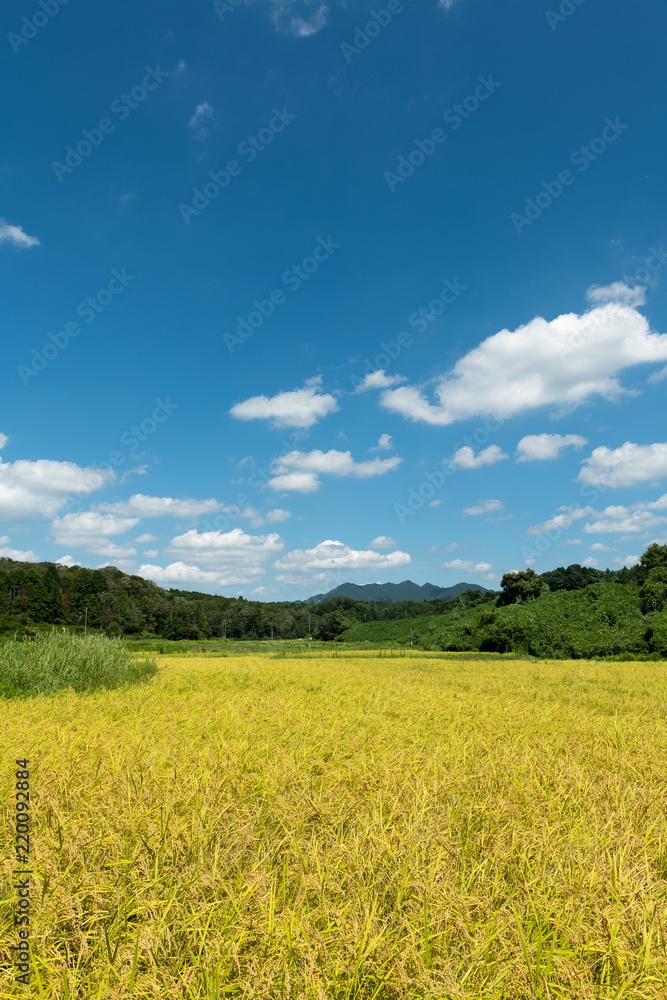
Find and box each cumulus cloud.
[165,527,284,568]
[138,562,264,588]
[267,449,401,492]
[369,536,398,549]
[51,512,139,557]
[134,533,158,544]
[55,555,80,567]
[528,494,667,536]
[268,471,320,494]
[448,445,509,470]
[0,536,39,561]
[590,543,616,552]
[582,556,598,567]
[0,457,115,523]
[379,301,667,425]
[586,282,646,307]
[441,558,493,572]
[0,219,40,249]
[461,499,504,516]
[577,442,667,488]
[94,494,220,518]
[187,102,216,140]
[0,434,8,451]
[515,433,588,462]
[370,433,393,451]
[355,371,405,393]
[273,539,410,584]
[229,377,338,429]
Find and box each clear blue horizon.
[1,0,666,600]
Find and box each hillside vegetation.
[338,544,667,660]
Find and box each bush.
[0,630,158,698]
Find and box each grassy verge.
[0,630,158,698]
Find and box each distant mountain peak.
[303,580,489,604]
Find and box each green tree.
[496,568,548,607]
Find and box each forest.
[0,546,665,659]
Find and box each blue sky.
[1,0,666,600]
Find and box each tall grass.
[0,630,158,697]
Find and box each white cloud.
[268,0,329,36]
[55,555,80,567]
[94,494,220,518]
[0,434,8,450]
[269,472,320,493]
[134,533,157,544]
[559,538,583,546]
[444,542,458,552]
[590,543,616,552]
[267,449,401,492]
[262,508,291,524]
[441,558,493,573]
[273,539,410,584]
[529,494,667,537]
[577,442,667,488]
[356,371,405,393]
[0,219,40,249]
[51,512,139,557]
[379,301,667,425]
[187,102,216,139]
[582,556,598,567]
[229,377,338,429]
[515,433,588,462]
[448,445,509,470]
[0,536,39,562]
[528,506,595,535]
[461,499,505,516]
[430,500,443,507]
[370,433,393,451]
[369,536,398,549]
[0,457,115,523]
[165,527,284,568]
[648,366,667,384]
[139,562,263,588]
[612,554,641,569]
[586,282,646,307]
[143,549,159,558]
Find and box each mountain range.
[302,580,491,605]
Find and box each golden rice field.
[2,651,667,999]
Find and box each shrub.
[0,630,158,698]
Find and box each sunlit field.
[2,651,667,999]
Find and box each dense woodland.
[0,547,665,659]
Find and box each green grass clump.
[0,630,158,698]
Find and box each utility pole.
[271,624,274,641]
[308,614,311,649]
[410,627,413,647]
[84,606,88,638]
